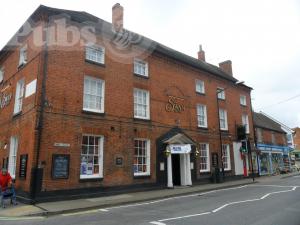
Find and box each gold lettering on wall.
[165,95,185,113]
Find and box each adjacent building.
[0,4,254,202]
[292,127,300,166]
[253,112,289,175]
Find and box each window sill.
[217,98,226,101]
[196,92,205,96]
[12,111,22,119]
[197,126,208,130]
[82,110,105,116]
[18,62,27,70]
[240,104,247,107]
[133,73,149,79]
[85,59,106,67]
[220,129,229,133]
[79,177,103,182]
[133,175,151,179]
[200,170,210,174]
[133,117,151,122]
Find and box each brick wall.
[0,15,253,193]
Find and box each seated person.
[0,168,17,206]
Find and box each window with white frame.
[195,80,205,94]
[83,76,105,113]
[219,109,228,130]
[271,132,276,144]
[240,95,246,106]
[134,88,150,119]
[85,44,105,64]
[134,59,148,77]
[133,139,150,176]
[0,67,4,83]
[19,45,27,66]
[13,78,25,114]
[217,88,225,100]
[222,144,231,170]
[80,135,104,179]
[8,136,18,179]
[242,114,250,134]
[197,104,207,128]
[199,143,210,172]
[256,128,263,143]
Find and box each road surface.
[1,175,300,225]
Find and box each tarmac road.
[1,176,300,225]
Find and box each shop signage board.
[52,154,70,179]
[54,143,70,148]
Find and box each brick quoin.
[0,5,255,202]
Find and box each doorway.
[172,154,181,185]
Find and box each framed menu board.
[52,154,70,179]
[19,154,28,179]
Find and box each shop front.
[257,144,286,175]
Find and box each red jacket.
[0,172,12,191]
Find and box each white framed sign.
[169,144,191,154]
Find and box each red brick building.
[0,4,254,202]
[253,112,288,175]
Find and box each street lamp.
[216,80,244,181]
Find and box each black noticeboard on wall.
[19,154,28,179]
[212,153,219,168]
[52,154,70,179]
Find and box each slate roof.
[0,5,252,88]
[253,112,286,133]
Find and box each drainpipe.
[31,16,49,203]
[249,96,258,179]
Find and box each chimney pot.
[112,3,124,32]
[197,44,205,61]
[219,60,233,76]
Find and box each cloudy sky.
[1,0,299,127]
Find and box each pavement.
[0,172,299,218]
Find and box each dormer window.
[19,45,27,67]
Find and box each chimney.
[112,3,124,32]
[219,60,233,76]
[197,45,205,61]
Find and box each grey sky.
[1,0,299,127]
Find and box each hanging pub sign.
[19,154,28,179]
[0,92,12,109]
[165,95,185,113]
[52,154,70,179]
[169,144,191,154]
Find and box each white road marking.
[150,222,166,225]
[149,186,298,224]
[212,204,229,213]
[0,216,44,221]
[293,175,300,178]
[159,212,211,222]
[103,185,249,211]
[98,209,109,212]
[251,184,298,188]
